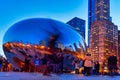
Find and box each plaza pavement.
[0,72,119,80]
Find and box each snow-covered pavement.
[0,72,119,80]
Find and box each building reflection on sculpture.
[3,41,85,69]
[3,18,86,71]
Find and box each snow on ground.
[0,72,119,80]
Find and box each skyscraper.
[118,30,120,67]
[88,0,110,45]
[67,17,85,39]
[89,0,118,68]
[90,20,118,65]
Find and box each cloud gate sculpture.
[3,18,86,70]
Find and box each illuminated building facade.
[67,17,85,39]
[118,30,120,67]
[88,0,110,45]
[90,20,118,65]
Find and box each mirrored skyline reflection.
[3,18,86,51]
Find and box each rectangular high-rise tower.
[90,20,118,65]
[67,17,85,39]
[88,0,110,45]
[89,0,118,69]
